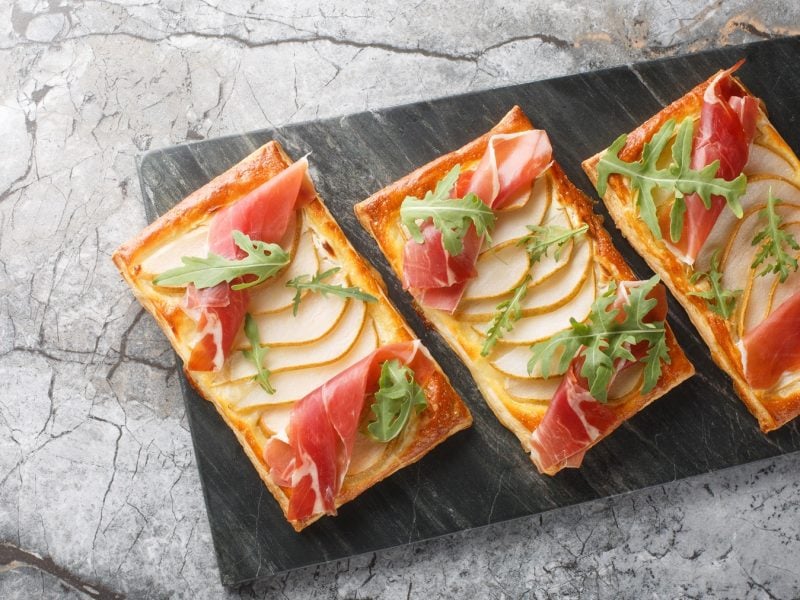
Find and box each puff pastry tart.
[113,141,471,531]
[355,106,694,475]
[583,61,800,432]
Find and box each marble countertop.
[2,1,800,598]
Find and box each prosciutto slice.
[672,61,759,264]
[742,290,800,390]
[402,130,552,312]
[263,341,435,522]
[185,158,315,371]
[529,281,668,475]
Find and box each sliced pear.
[462,244,531,301]
[141,225,209,274]
[505,376,561,402]
[608,365,643,401]
[741,220,800,335]
[236,275,349,349]
[744,143,798,181]
[258,403,294,439]
[460,238,591,321]
[697,177,800,272]
[492,346,537,378]
[218,299,368,383]
[347,433,390,476]
[249,228,319,314]
[489,175,550,248]
[232,320,379,410]
[473,268,596,344]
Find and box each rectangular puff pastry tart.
[583,61,800,432]
[355,106,694,475]
[113,141,471,531]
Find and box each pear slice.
[218,299,368,383]
[505,376,561,402]
[697,177,800,272]
[459,238,591,321]
[249,227,320,314]
[258,402,293,439]
[232,320,379,410]
[744,143,797,181]
[141,224,209,274]
[490,345,568,379]
[489,175,550,249]
[473,267,596,344]
[740,219,800,335]
[607,365,643,401]
[347,432,391,476]
[462,243,531,301]
[238,272,349,348]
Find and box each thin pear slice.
[141,225,209,274]
[473,268,596,344]
[744,143,797,181]
[489,175,550,249]
[505,376,561,402]
[505,364,643,404]
[462,243,531,301]
[697,177,800,272]
[741,220,800,335]
[607,365,643,401]
[347,433,391,476]
[258,403,293,439]
[232,320,379,410]
[218,299,368,383]
[249,227,319,314]
[459,238,591,321]
[237,274,349,348]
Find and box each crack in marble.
[0,543,124,599]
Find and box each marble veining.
[2,1,800,598]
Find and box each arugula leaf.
[400,165,496,256]
[596,118,747,241]
[480,275,531,357]
[751,188,799,283]
[367,360,427,443]
[285,267,378,316]
[242,313,275,394]
[528,276,669,403]
[688,250,741,319]
[518,223,589,264]
[153,231,290,291]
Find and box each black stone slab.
[136,36,800,586]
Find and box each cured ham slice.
[186,158,315,371]
[742,290,800,390]
[403,130,552,312]
[672,61,759,263]
[263,341,434,521]
[529,281,667,475]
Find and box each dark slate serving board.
[137,36,800,586]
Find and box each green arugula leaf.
[518,223,589,264]
[153,231,290,291]
[242,313,275,394]
[596,118,747,241]
[688,250,741,319]
[480,275,531,357]
[285,267,378,316]
[400,164,496,256]
[527,275,669,403]
[751,188,799,283]
[367,360,427,443]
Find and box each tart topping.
[262,341,433,521]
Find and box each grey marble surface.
[1,1,800,598]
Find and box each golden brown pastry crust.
[582,71,800,432]
[113,141,471,531]
[355,106,694,466]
